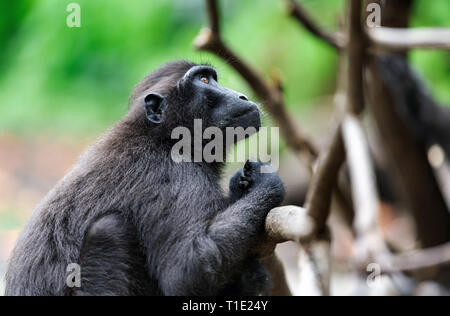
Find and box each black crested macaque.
[5,61,285,296]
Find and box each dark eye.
[200,76,209,84]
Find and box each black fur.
[376,54,450,155]
[5,60,285,296]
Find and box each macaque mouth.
[232,106,259,119]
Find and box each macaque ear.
[144,93,166,124]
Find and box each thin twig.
[286,0,344,50]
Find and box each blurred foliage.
[410,0,450,105]
[0,208,24,231]
[0,0,448,137]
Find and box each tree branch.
[367,27,450,51]
[206,0,221,35]
[265,205,315,243]
[195,0,319,162]
[365,58,450,247]
[196,0,357,230]
[286,0,344,50]
[342,115,378,235]
[346,0,366,114]
[305,127,346,232]
[301,0,368,233]
[298,0,368,236]
[195,0,357,296]
[297,233,331,296]
[379,242,450,274]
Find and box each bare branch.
[266,207,331,296]
[342,115,378,235]
[296,0,368,236]
[341,114,390,278]
[265,205,316,243]
[270,127,346,296]
[379,242,450,274]
[297,0,367,234]
[286,0,344,50]
[195,1,369,296]
[365,58,450,247]
[196,1,358,235]
[305,127,346,231]
[277,0,368,242]
[361,3,450,294]
[346,0,366,114]
[298,235,331,296]
[206,0,220,35]
[195,0,319,162]
[367,27,450,51]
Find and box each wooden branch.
[361,1,450,290]
[265,208,331,296]
[304,127,345,232]
[291,0,369,228]
[367,27,450,51]
[195,0,319,161]
[264,127,346,296]
[265,205,316,243]
[264,205,331,296]
[379,242,450,274]
[341,114,387,268]
[259,0,367,263]
[296,128,345,296]
[300,0,367,234]
[297,235,331,296]
[261,205,329,296]
[195,0,358,296]
[278,2,368,284]
[365,58,450,248]
[196,0,356,233]
[267,206,332,296]
[346,0,366,114]
[206,0,220,35]
[342,115,378,235]
[303,0,368,234]
[286,0,344,50]
[340,114,417,294]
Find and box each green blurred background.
[0,0,449,294]
[0,0,448,137]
